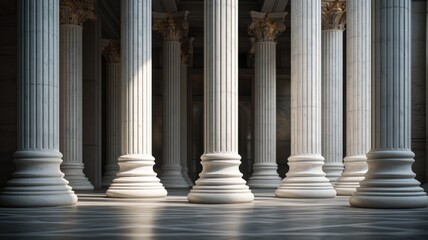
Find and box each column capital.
[153,11,189,42]
[322,0,346,31]
[248,11,287,42]
[60,0,96,25]
[181,37,194,66]
[101,39,120,64]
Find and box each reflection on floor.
[0,189,427,239]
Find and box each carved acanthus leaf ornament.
[60,0,96,25]
[322,0,346,30]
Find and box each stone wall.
[0,0,16,189]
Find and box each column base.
[349,150,428,208]
[323,162,344,186]
[0,151,78,207]
[187,153,254,204]
[335,155,367,196]
[247,163,281,188]
[61,162,94,190]
[106,154,167,198]
[160,165,190,188]
[102,164,119,187]
[275,155,336,198]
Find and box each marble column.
[247,11,286,188]
[0,0,78,207]
[180,37,195,187]
[275,0,336,198]
[321,1,346,186]
[153,12,190,188]
[59,0,95,190]
[106,0,167,198]
[187,0,254,203]
[101,40,120,187]
[335,0,370,195]
[350,0,428,208]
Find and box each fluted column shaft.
[106,0,167,198]
[160,40,188,188]
[0,0,77,207]
[255,42,277,167]
[275,0,336,198]
[350,0,428,208]
[248,41,281,188]
[60,25,82,166]
[101,40,120,187]
[187,0,254,203]
[322,29,344,185]
[335,0,370,195]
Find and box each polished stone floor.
[0,189,427,239]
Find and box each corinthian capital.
[322,0,346,30]
[60,0,96,25]
[101,39,120,64]
[153,11,189,42]
[248,11,287,42]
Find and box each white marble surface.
[248,41,281,188]
[106,0,166,198]
[335,0,370,196]
[159,40,188,188]
[187,0,253,203]
[0,190,427,239]
[60,24,94,191]
[350,0,428,208]
[322,29,344,185]
[275,0,335,198]
[0,0,77,207]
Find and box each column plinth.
[349,0,428,208]
[101,40,120,187]
[275,0,336,198]
[247,12,286,189]
[0,0,77,207]
[321,1,346,186]
[106,0,166,198]
[335,0,370,195]
[187,0,254,203]
[153,12,190,188]
[59,0,96,190]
